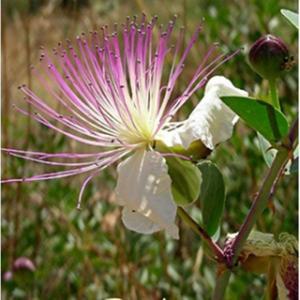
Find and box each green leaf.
[281,9,299,29]
[221,96,289,142]
[211,226,221,242]
[166,157,202,206]
[197,161,225,236]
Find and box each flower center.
[117,108,157,147]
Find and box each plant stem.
[177,207,224,262]
[230,148,289,264]
[213,117,298,298]
[269,79,280,110]
[230,116,298,263]
[288,117,298,146]
[212,269,231,300]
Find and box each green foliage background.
[1,0,298,299]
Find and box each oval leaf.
[166,157,201,206]
[197,161,225,236]
[221,96,289,142]
[281,9,299,29]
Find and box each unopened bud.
[249,35,293,80]
[3,271,13,282]
[13,257,35,273]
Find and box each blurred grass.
[1,0,298,299]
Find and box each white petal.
[115,150,179,239]
[121,207,160,234]
[158,76,248,150]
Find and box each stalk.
[230,148,288,262]
[269,79,280,110]
[212,269,231,300]
[212,117,298,298]
[231,116,298,263]
[177,207,224,262]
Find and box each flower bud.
[3,271,13,282]
[249,35,293,80]
[13,257,35,273]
